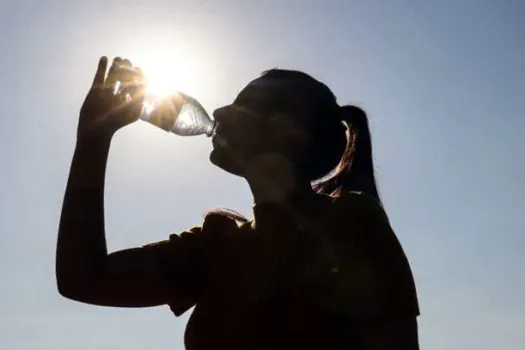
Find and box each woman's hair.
[261,69,382,204]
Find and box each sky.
[1,0,524,349]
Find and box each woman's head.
[210,69,381,203]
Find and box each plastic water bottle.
[139,92,217,137]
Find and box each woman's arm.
[55,56,190,307]
[56,134,183,307]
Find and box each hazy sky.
[1,0,524,349]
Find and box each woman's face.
[210,76,317,176]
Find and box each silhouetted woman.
[56,56,420,350]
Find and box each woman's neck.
[243,153,315,207]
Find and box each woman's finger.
[104,57,122,92]
[121,66,147,101]
[133,67,145,83]
[121,58,132,70]
[118,59,135,90]
[91,56,108,89]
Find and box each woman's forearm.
[56,134,113,297]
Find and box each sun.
[134,50,200,98]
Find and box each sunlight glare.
[136,50,200,98]
[125,46,209,143]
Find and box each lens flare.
[136,51,199,98]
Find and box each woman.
[56,56,420,350]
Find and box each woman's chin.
[209,148,245,176]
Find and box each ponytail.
[314,105,381,205]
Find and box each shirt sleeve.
[143,213,238,316]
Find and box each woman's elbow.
[55,269,95,302]
[56,276,81,300]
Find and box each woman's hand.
[78,56,146,142]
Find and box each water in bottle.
[140,92,217,137]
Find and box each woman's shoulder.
[319,191,392,244]
[330,191,386,220]
[145,210,250,250]
[195,210,255,240]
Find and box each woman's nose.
[213,105,246,124]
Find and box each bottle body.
[140,92,216,137]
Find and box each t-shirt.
[147,192,420,350]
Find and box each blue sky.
[1,0,524,349]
